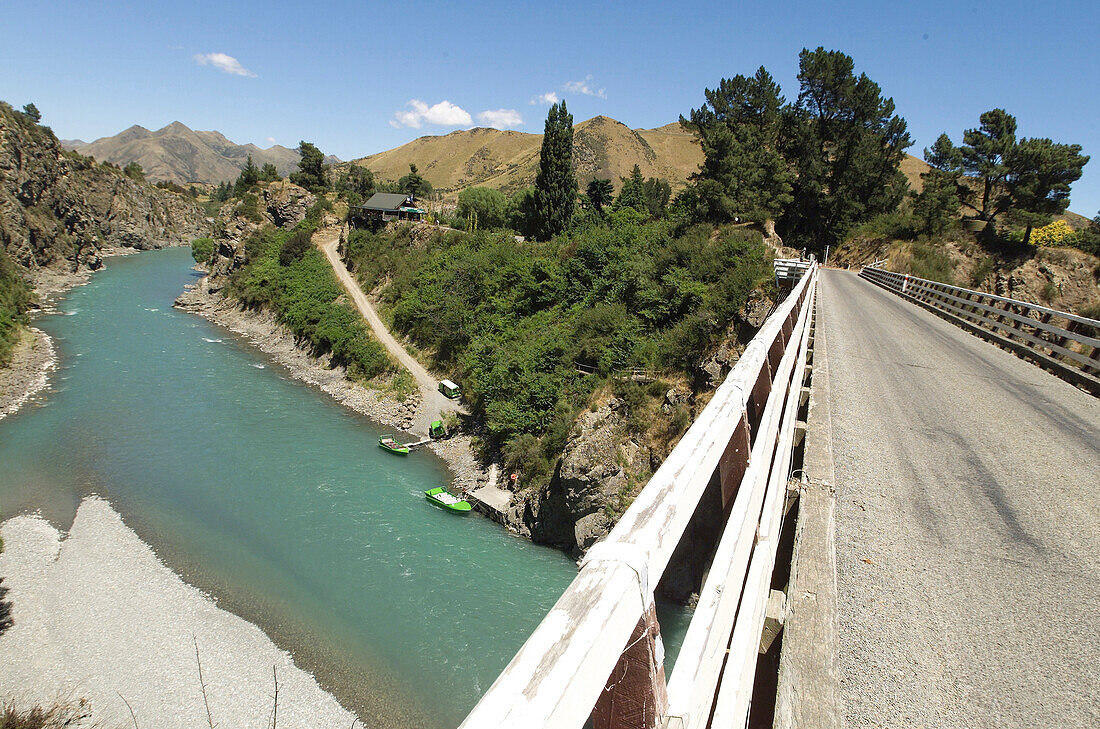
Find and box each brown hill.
[353,116,941,200]
[62,122,317,185]
[351,116,704,196]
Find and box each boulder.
[262,181,316,228]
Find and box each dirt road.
[315,226,462,435]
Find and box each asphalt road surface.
[818,269,1099,728]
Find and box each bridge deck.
[818,269,1099,728]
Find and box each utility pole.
[824,245,830,267]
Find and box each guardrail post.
[591,601,669,729]
[719,416,752,508]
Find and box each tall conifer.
[534,101,577,239]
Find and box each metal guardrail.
[859,266,1100,395]
[460,266,818,729]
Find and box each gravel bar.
[0,498,358,729]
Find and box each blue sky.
[4,0,1099,215]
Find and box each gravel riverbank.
[0,327,55,421]
[0,498,358,729]
[175,277,495,496]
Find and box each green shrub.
[502,433,551,489]
[457,187,509,230]
[906,242,955,284]
[854,207,919,240]
[190,237,215,263]
[235,192,263,223]
[228,227,391,381]
[970,255,995,287]
[122,161,144,182]
[0,248,33,365]
[342,218,771,456]
[278,229,312,266]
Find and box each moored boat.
[424,487,472,513]
[379,435,410,455]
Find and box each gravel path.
[819,269,1100,728]
[316,226,463,435]
[0,498,357,729]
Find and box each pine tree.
[914,134,964,235]
[682,67,792,228]
[614,165,647,212]
[1006,138,1088,244]
[234,154,260,195]
[930,110,1089,241]
[779,48,912,251]
[534,101,577,239]
[585,179,614,216]
[289,141,328,191]
[398,164,431,198]
[641,177,671,218]
[958,109,1017,223]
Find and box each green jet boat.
[379,435,410,455]
[424,487,472,513]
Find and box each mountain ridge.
[62,122,321,185]
[346,115,704,195]
[62,116,961,202]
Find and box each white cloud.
[265,137,276,144]
[529,92,559,105]
[477,109,523,130]
[193,52,256,77]
[390,99,472,129]
[564,75,606,99]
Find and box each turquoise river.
[0,248,688,728]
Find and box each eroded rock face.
[698,291,774,388]
[525,398,651,555]
[262,181,316,228]
[0,102,208,272]
[205,181,317,282]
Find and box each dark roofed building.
[350,192,426,225]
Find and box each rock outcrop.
[204,181,317,284]
[524,398,653,555]
[0,101,208,275]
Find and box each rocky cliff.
[201,180,319,286]
[0,102,208,277]
[516,291,775,558]
[833,233,1100,316]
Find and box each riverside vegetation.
[343,216,772,498]
[193,47,1097,553]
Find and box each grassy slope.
[352,116,704,196]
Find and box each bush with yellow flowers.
[1030,219,1075,247]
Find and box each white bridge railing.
[860,264,1100,395]
[460,266,818,729]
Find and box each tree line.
[515,47,1090,254]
